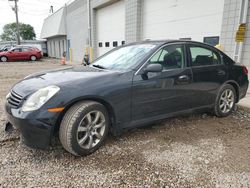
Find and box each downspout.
[87,0,93,62]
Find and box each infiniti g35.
[5,40,249,156]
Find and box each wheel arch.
[224,80,240,102]
[54,97,116,135]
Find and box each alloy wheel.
[76,110,106,149]
[219,89,235,113]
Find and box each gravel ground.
[1,60,250,187]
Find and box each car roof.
[127,39,214,47]
[125,39,220,53]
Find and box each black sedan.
[5,40,249,156]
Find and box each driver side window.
[13,48,22,52]
[149,44,185,70]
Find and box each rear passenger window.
[189,46,221,66]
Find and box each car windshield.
[91,44,157,71]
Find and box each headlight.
[22,85,60,112]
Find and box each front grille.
[7,90,23,108]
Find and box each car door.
[131,43,194,121]
[21,47,32,60]
[10,48,22,61]
[186,43,228,107]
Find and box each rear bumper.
[239,80,249,100]
[5,103,55,149]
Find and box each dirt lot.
[0,60,250,187]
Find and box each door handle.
[178,75,190,82]
[217,70,226,76]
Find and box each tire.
[59,101,110,156]
[30,55,37,61]
[214,84,236,117]
[0,56,7,62]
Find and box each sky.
[0,0,70,39]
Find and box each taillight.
[243,66,248,75]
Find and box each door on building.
[96,0,125,57]
[142,0,224,41]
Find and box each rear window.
[189,45,222,66]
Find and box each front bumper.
[5,103,56,149]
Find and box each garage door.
[96,0,125,57]
[142,0,224,42]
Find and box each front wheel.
[0,56,7,62]
[59,101,109,156]
[214,84,236,117]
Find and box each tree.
[0,22,36,41]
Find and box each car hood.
[12,66,122,96]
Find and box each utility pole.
[9,0,20,45]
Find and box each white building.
[40,0,250,71]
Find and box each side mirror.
[144,64,163,74]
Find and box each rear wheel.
[0,56,7,62]
[30,55,37,61]
[59,101,109,156]
[214,84,236,117]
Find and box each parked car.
[5,40,249,156]
[0,46,42,62]
[0,45,16,52]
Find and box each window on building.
[98,42,103,47]
[149,44,185,70]
[105,42,110,47]
[122,41,125,45]
[203,36,219,46]
[113,41,118,47]
[189,45,221,66]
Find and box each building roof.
[40,7,66,39]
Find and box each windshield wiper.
[92,64,106,69]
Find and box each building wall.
[125,0,142,43]
[42,0,235,63]
[220,0,241,58]
[220,0,250,70]
[66,0,88,62]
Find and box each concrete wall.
[220,0,250,70]
[220,0,241,58]
[66,0,88,62]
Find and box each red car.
[0,46,43,62]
